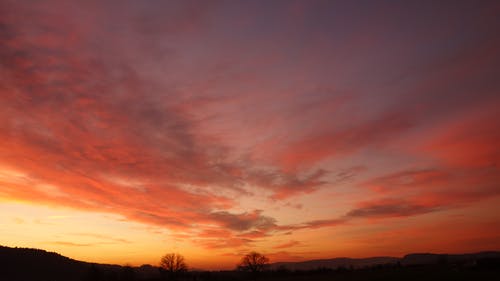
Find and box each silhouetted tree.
[159,253,187,280]
[237,252,269,273]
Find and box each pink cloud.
[275,112,413,170]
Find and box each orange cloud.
[273,240,301,249]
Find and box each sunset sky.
[1,0,499,270]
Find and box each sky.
[0,0,499,270]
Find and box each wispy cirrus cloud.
[273,240,302,249]
[346,199,440,218]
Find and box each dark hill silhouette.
[0,245,88,281]
[0,245,159,281]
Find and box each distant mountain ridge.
[400,251,500,266]
[271,256,398,270]
[269,251,500,270]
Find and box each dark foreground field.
[190,263,499,281]
[1,246,499,281]
[240,265,500,281]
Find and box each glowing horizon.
[1,0,499,270]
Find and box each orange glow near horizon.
[1,0,500,270]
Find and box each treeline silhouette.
[1,245,499,281]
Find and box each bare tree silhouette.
[159,253,187,280]
[237,252,269,273]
